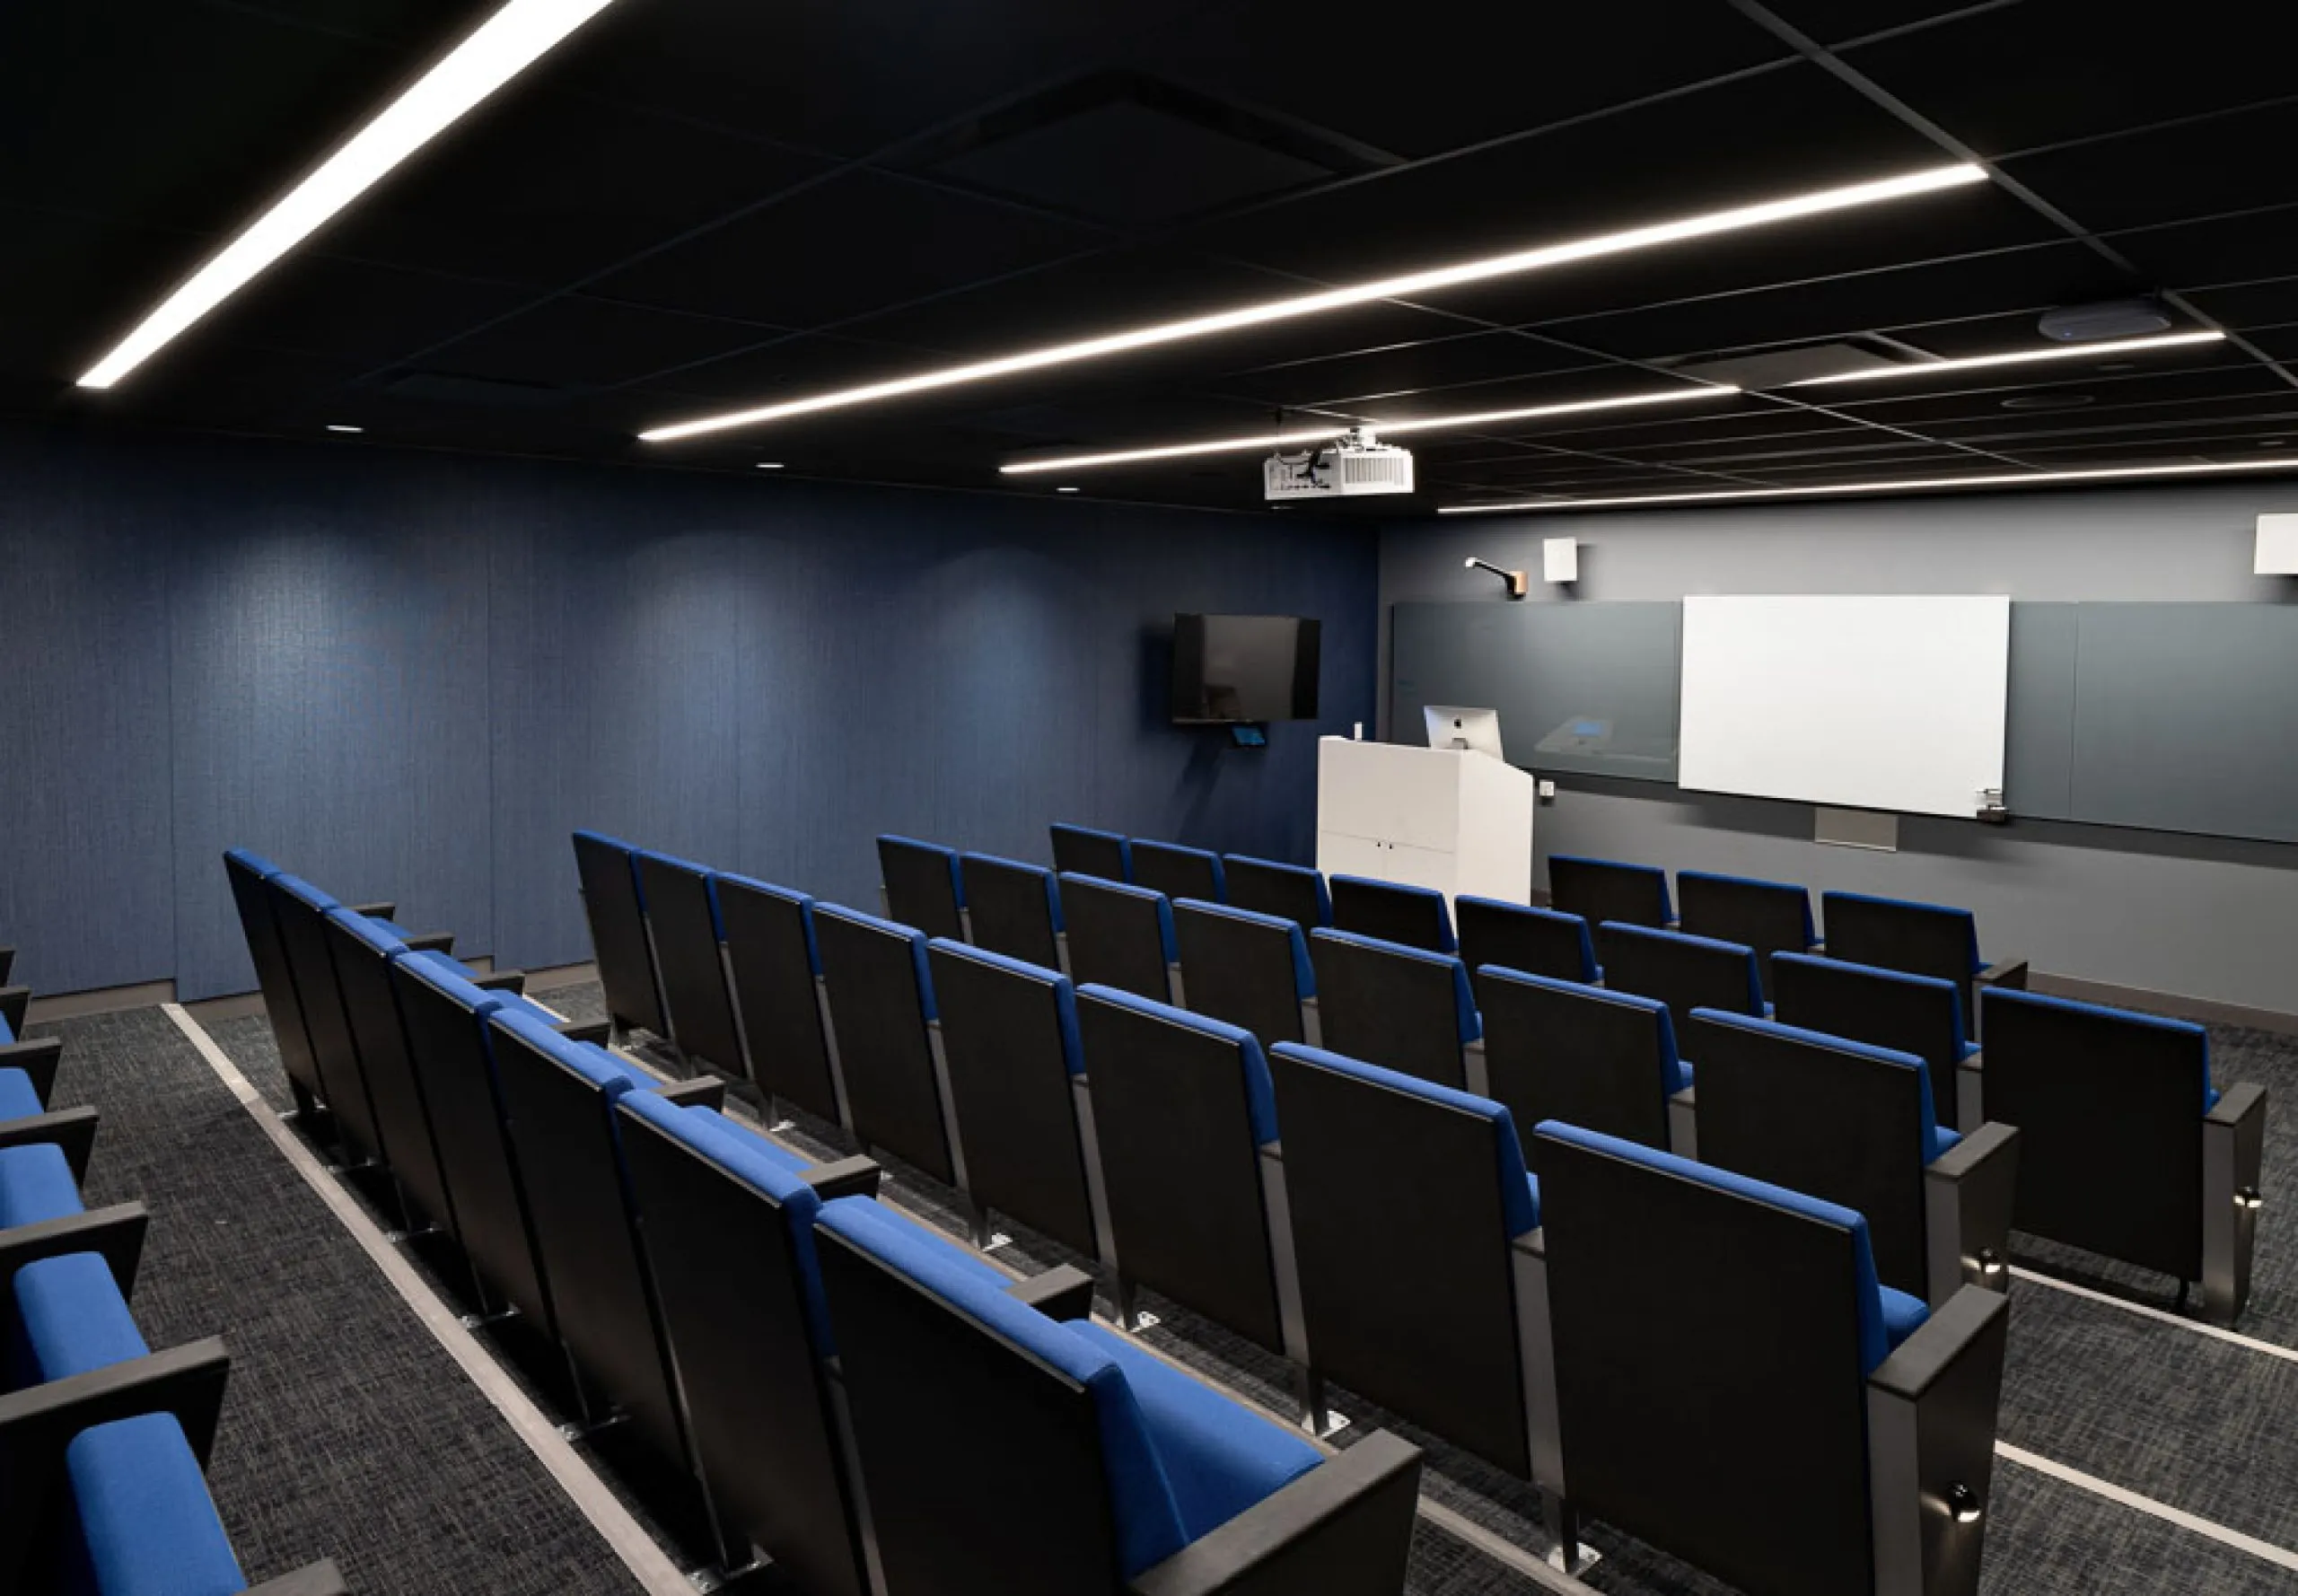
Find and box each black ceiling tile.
[182,254,540,367]
[1998,419,2298,460]
[1751,1,1989,47]
[2242,326,2298,364]
[1585,411,1874,459]
[623,334,942,409]
[592,170,1108,330]
[1136,0,1787,158]
[1209,329,1600,408]
[64,339,375,432]
[1846,0,2293,155]
[0,206,218,385]
[2106,207,2298,289]
[2000,100,2298,233]
[2184,276,2298,329]
[1923,391,2298,443]
[1830,363,2290,427]
[415,297,798,392]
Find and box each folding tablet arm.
[1867,1287,2010,1596]
[1924,1124,2020,1307]
[2203,1083,2267,1326]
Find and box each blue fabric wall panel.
[168,469,493,999]
[0,433,175,994]
[488,469,747,969]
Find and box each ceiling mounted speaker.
[2039,297,2175,343]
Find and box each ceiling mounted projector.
[2039,296,2175,343]
[1264,427,1415,501]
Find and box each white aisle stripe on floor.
[1995,1444,2298,1573]
[162,1004,695,1596]
[2008,1267,2298,1366]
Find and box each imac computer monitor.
[1424,706,1504,761]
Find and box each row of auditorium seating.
[578,833,2013,1595]
[875,832,2267,1326]
[2,976,346,1594]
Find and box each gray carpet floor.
[84,978,2298,1596]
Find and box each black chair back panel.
[1457,900,1592,1002]
[1537,1130,1875,1596]
[1773,958,1967,1132]
[1132,843,1221,905]
[271,885,386,1161]
[818,1229,1119,1596]
[323,921,455,1233]
[877,841,965,943]
[574,834,666,1036]
[1223,858,1326,933]
[1595,927,1761,1037]
[1676,876,1811,1002]
[1687,1016,1930,1297]
[1308,939,1466,1090]
[1980,995,2206,1280]
[489,1031,687,1478]
[962,860,1062,971]
[816,916,953,1182]
[1478,978,1671,1165]
[717,881,841,1123]
[930,949,1098,1257]
[224,855,320,1101]
[1061,880,1171,1002]
[1269,1053,1529,1478]
[1173,908,1303,1049]
[1329,879,1447,952]
[1821,896,1978,1017]
[634,857,744,1078]
[1051,827,1130,884]
[618,1111,867,1596]
[1077,995,1285,1352]
[1548,858,1669,929]
[389,969,554,1335]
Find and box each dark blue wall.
[0,424,1379,998]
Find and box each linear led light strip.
[639,163,1987,443]
[1785,329,2224,387]
[77,0,621,390]
[1000,386,1738,474]
[1436,455,2298,513]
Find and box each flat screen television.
[1171,614,1321,723]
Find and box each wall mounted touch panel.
[1678,595,2010,820]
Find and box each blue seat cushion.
[1068,1320,1321,1547]
[1177,899,1314,1000]
[0,1142,83,1229]
[1274,1044,1539,1237]
[930,941,1084,1073]
[1880,1287,1929,1354]
[1077,985,1280,1145]
[14,1252,147,1385]
[0,1013,14,1047]
[0,1066,42,1120]
[65,1413,247,1596]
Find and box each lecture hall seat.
[1306,930,1480,1092]
[715,873,849,1127]
[1675,869,1819,1002]
[1057,873,1180,1004]
[1221,854,1332,933]
[1594,921,1767,1040]
[812,1194,1424,1596]
[1773,952,1982,1132]
[1171,899,1318,1050]
[1048,822,1133,885]
[0,995,64,1127]
[1454,897,1600,1006]
[812,905,962,1184]
[633,851,748,1082]
[1546,854,1672,930]
[1820,891,2028,1039]
[571,831,670,1041]
[874,835,968,943]
[1327,873,1458,953]
[1128,839,1226,906]
[1475,969,1692,1162]
[0,1056,97,1185]
[957,853,1066,974]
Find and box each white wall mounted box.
[1543,538,1579,583]
[2259,513,2298,575]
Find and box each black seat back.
[1676,871,1814,1002]
[1049,823,1131,884]
[1535,1124,1883,1596]
[1979,989,2209,1280]
[1547,855,1671,929]
[1595,922,1764,1038]
[1687,1012,1934,1296]
[1307,931,1475,1090]
[634,852,744,1079]
[960,855,1063,971]
[1329,875,1454,952]
[224,851,321,1109]
[815,907,954,1182]
[1130,840,1224,905]
[929,943,1098,1257]
[574,830,666,1035]
[876,837,966,943]
[268,875,385,1162]
[1820,892,1983,1021]
[716,874,843,1124]
[1058,874,1174,1003]
[1221,855,1329,932]
[1075,986,1285,1353]
[1478,970,1680,1167]
[1773,953,1971,1131]
[322,911,455,1233]
[1172,900,1309,1049]
[1455,897,1596,1008]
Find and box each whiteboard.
[1678,596,2010,819]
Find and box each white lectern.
[1315,737,1535,906]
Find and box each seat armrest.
[1510,1229,1566,1499]
[1461,1037,1488,1098]
[1955,1051,1985,1139]
[347,901,396,921]
[0,1106,100,1183]
[245,1562,351,1596]
[1004,1264,1097,1322]
[1923,1123,2020,1306]
[653,1076,724,1111]
[1127,1427,1423,1596]
[469,969,526,995]
[1866,1288,2009,1596]
[0,987,29,1038]
[399,931,456,955]
[800,1155,882,1202]
[0,1038,64,1104]
[1668,1086,1697,1161]
[2203,1082,2268,1326]
[553,1019,612,1047]
[1975,958,2028,992]
[0,1203,148,1296]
